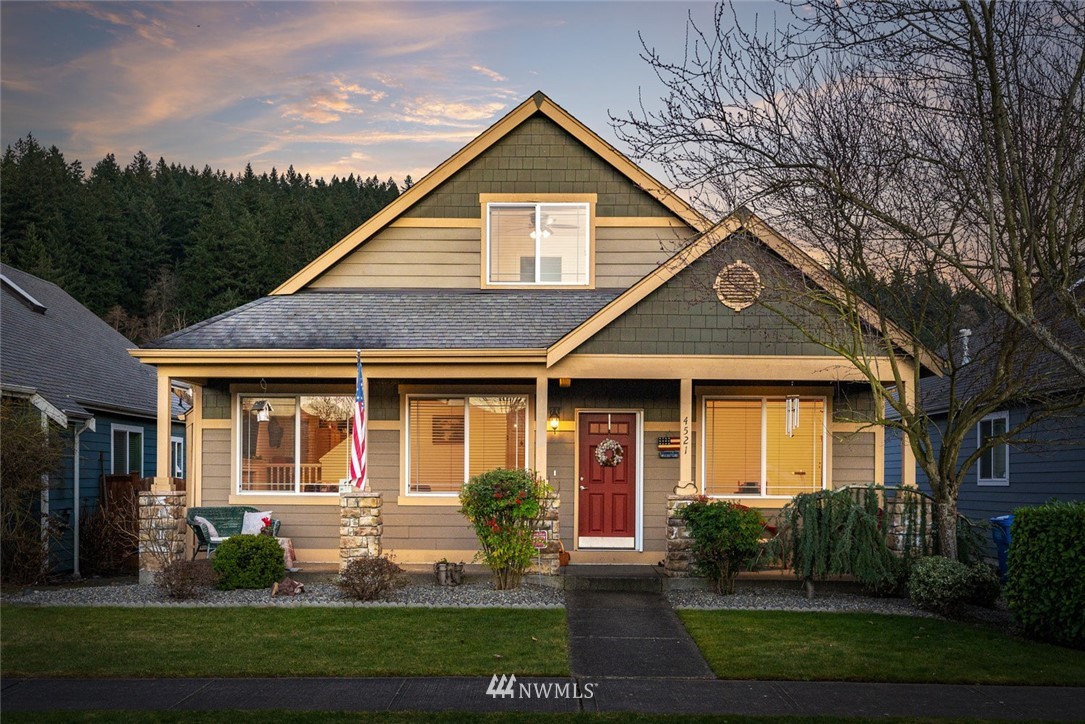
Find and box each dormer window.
[484,197,592,287]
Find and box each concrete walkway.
[4,676,1084,718]
[565,589,714,679]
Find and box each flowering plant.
[594,438,624,467]
[259,516,274,536]
[459,468,552,590]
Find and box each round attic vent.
[713,260,763,312]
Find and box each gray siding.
[577,234,839,356]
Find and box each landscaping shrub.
[680,498,764,594]
[337,556,407,601]
[155,559,219,599]
[211,534,285,590]
[80,500,138,576]
[0,400,66,584]
[460,468,552,590]
[908,555,973,615]
[1004,501,1085,649]
[967,562,1001,608]
[778,486,900,595]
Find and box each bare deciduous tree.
[616,0,1085,558]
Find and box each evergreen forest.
[1,135,401,343]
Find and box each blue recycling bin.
[989,514,1014,582]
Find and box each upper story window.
[702,397,826,498]
[238,394,354,494]
[977,411,1009,486]
[486,202,590,286]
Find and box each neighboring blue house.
[1,264,187,577]
[885,329,1085,534]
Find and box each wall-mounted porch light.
[548,408,561,433]
[252,400,273,423]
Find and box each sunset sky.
[0,1,780,186]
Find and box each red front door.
[578,412,637,546]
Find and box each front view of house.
[135,92,921,567]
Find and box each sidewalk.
[3,676,1084,718]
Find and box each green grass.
[1,607,568,678]
[680,610,1085,685]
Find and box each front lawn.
[1,607,568,678]
[680,610,1085,685]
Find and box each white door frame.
[573,408,644,551]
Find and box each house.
[135,92,931,568]
[0,263,188,576]
[885,325,1085,531]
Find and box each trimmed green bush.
[1005,501,1085,649]
[967,562,1001,608]
[908,556,973,615]
[460,468,552,590]
[212,534,285,590]
[681,498,765,595]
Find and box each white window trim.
[170,435,184,479]
[977,411,1010,486]
[235,393,349,496]
[699,395,828,499]
[485,202,591,287]
[405,393,532,497]
[110,424,145,478]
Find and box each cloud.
[400,97,507,125]
[471,64,507,82]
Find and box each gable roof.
[546,210,943,374]
[1,264,159,422]
[271,91,711,295]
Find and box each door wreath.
[594,438,624,467]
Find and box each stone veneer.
[339,490,383,572]
[884,487,936,555]
[528,494,562,575]
[138,491,186,585]
[664,495,697,577]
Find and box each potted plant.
[434,558,450,586]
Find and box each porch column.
[678,378,694,490]
[901,380,917,486]
[154,371,173,492]
[535,376,548,479]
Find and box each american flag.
[348,351,368,489]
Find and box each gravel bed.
[2,575,565,609]
[667,587,942,618]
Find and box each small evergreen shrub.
[680,498,765,595]
[460,468,552,590]
[338,556,408,601]
[155,559,219,599]
[967,562,1001,608]
[907,555,973,615]
[1005,501,1085,649]
[211,534,285,590]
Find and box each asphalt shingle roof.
[1,264,158,419]
[146,289,624,350]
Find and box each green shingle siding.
[203,386,230,420]
[577,234,835,357]
[404,115,672,219]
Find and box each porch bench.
[186,506,281,559]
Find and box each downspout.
[72,417,96,579]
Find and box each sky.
[0,1,773,186]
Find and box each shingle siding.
[577,234,837,356]
[404,116,672,219]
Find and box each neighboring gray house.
[1,263,187,576]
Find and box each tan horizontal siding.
[832,431,876,485]
[202,429,231,506]
[310,228,482,289]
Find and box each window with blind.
[407,395,529,495]
[702,397,826,497]
[486,203,589,285]
[238,394,353,494]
